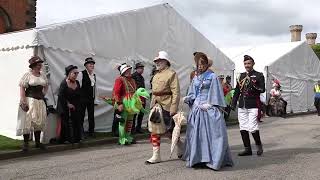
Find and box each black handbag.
[150,104,163,123]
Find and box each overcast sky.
[36,0,320,48]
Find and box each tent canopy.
[0,3,234,138]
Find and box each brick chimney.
[305,33,317,45]
[289,25,303,42]
[0,0,37,34]
[26,0,37,28]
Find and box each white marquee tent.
[221,41,320,114]
[0,4,234,139]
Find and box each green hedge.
[312,44,320,60]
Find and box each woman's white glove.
[200,103,212,110]
[182,96,191,102]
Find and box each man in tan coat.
[145,51,181,164]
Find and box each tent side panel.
[0,48,34,139]
[268,42,320,113]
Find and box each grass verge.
[0,135,22,151]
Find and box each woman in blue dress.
[183,52,233,170]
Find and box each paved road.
[0,114,320,180]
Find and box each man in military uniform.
[231,55,265,156]
[145,51,181,164]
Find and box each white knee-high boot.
[145,134,161,164]
[145,146,161,164]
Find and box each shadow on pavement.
[224,147,320,171]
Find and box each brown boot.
[22,134,29,152]
[22,142,29,152]
[34,131,46,150]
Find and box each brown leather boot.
[34,131,46,150]
[22,134,30,152]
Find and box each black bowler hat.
[65,65,78,76]
[84,57,95,66]
[135,62,144,69]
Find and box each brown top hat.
[28,56,44,68]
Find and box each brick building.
[0,0,37,34]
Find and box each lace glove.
[182,96,190,102]
[199,103,212,111]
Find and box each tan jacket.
[151,67,180,114]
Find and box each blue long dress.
[183,70,233,170]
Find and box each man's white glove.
[200,103,212,110]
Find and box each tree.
[311,44,320,60]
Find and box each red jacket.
[112,76,137,105]
[223,83,232,96]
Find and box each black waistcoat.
[81,70,96,101]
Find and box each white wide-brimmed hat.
[119,63,132,75]
[153,51,171,64]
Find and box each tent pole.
[290,78,292,113]
[266,66,269,103]
[40,46,57,106]
[33,46,38,56]
[232,69,235,88]
[307,80,309,112]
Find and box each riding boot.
[252,130,263,156]
[238,130,252,156]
